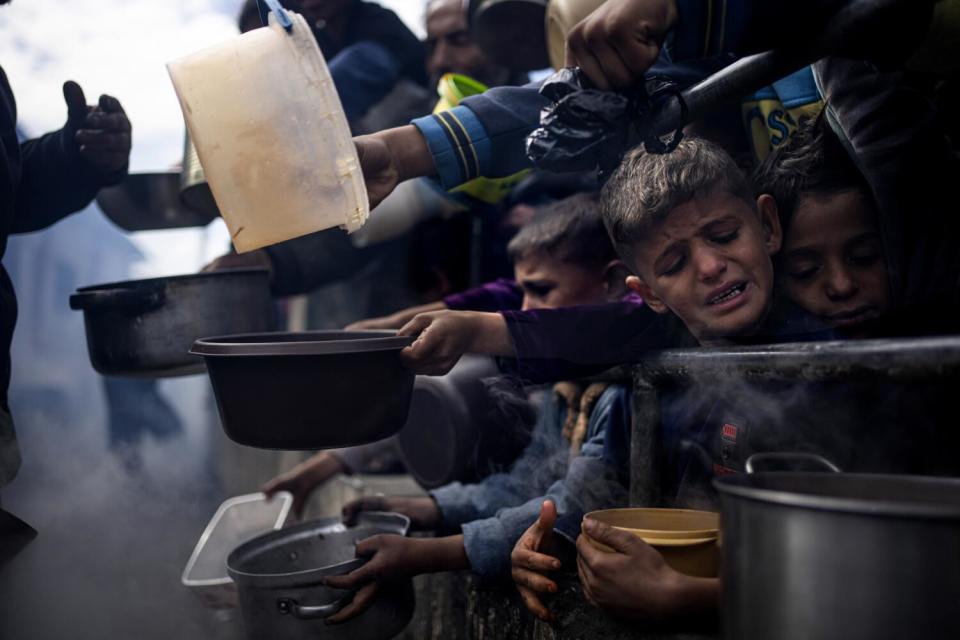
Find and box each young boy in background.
[753,118,891,337]
[317,193,635,624]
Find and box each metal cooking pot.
[227,512,414,640]
[179,132,220,220]
[715,454,960,640]
[70,269,275,377]
[96,172,218,231]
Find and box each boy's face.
[780,190,891,335]
[514,252,610,311]
[626,189,782,343]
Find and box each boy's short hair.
[752,117,872,232]
[601,138,755,261]
[507,192,616,269]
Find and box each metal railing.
[629,337,960,506]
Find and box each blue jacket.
[430,384,632,578]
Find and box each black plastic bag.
[525,68,684,179]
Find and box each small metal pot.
[179,132,220,219]
[70,269,275,377]
[715,454,960,640]
[227,513,414,640]
[95,172,217,232]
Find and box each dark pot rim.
[714,472,960,520]
[191,331,415,357]
[74,268,270,293]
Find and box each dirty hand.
[342,495,441,530]
[398,310,510,376]
[577,517,695,621]
[201,249,274,278]
[355,125,433,210]
[565,0,678,90]
[511,500,563,622]
[63,80,131,176]
[261,452,345,517]
[322,535,431,624]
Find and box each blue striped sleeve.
[411,105,490,190]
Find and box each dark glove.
[62,80,132,179]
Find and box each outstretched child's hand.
[341,495,441,530]
[261,452,345,517]
[323,535,469,624]
[398,310,511,375]
[511,500,562,622]
[322,535,424,624]
[576,517,718,622]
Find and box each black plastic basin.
[191,331,415,450]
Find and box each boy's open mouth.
[707,281,747,306]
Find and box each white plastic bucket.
[167,12,368,253]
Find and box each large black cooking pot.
[190,331,415,450]
[70,269,275,377]
[715,459,960,640]
[227,512,414,640]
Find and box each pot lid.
[227,512,410,588]
[715,472,960,520]
[191,331,414,357]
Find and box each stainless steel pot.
[715,455,960,640]
[70,269,276,377]
[227,513,414,640]
[95,172,217,231]
[179,133,220,219]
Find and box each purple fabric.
[500,294,673,383]
[443,278,523,312]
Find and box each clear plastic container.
[167,12,368,253]
[181,491,293,608]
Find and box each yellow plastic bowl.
[583,508,720,578]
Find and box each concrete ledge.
[402,570,717,640]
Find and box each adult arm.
[13,80,130,233]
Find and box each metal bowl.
[227,513,414,640]
[191,331,416,450]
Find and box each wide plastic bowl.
[583,508,720,578]
[191,331,415,450]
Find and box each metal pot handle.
[69,286,166,313]
[745,452,842,474]
[276,596,350,620]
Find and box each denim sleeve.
[430,391,564,527]
[462,386,632,578]
[329,41,402,123]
